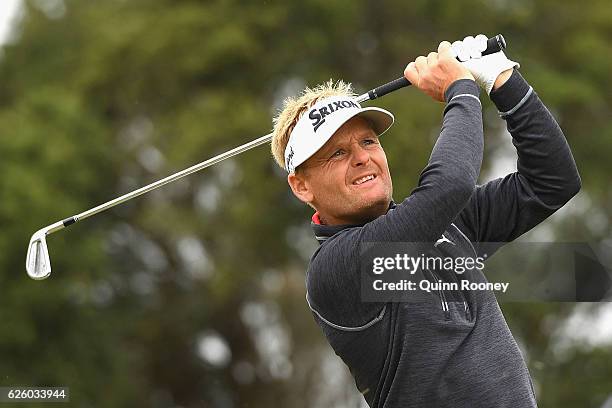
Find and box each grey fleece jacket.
[305,70,581,407]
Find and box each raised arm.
[455,69,581,251]
[359,42,484,243]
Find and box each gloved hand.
[452,34,520,95]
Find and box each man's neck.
[314,201,394,226]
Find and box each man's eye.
[363,139,377,145]
[331,150,344,158]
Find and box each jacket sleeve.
[455,69,581,254]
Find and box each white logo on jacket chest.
[434,233,455,247]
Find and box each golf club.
[26,34,506,280]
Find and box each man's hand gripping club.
[453,35,519,94]
[403,41,474,102]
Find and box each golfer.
[271,37,580,407]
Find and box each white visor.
[284,95,394,173]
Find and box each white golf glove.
[452,34,519,95]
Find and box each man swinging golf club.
[271,36,580,407]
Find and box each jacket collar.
[311,201,396,244]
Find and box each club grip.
[365,34,506,100]
[367,77,411,100]
[484,34,506,56]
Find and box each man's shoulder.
[308,227,361,275]
[313,221,368,256]
[306,225,386,330]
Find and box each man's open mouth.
[353,174,377,185]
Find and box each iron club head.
[26,221,66,280]
[26,228,52,280]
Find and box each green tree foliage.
[0,0,610,406]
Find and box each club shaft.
[66,133,273,226]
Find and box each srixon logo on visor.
[309,100,360,132]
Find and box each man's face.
[288,116,393,225]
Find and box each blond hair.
[271,79,356,170]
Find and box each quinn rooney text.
[373,279,510,293]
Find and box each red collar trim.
[312,212,323,225]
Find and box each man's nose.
[350,145,370,167]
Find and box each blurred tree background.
[0,0,611,407]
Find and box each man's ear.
[287,170,314,205]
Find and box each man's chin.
[351,195,392,223]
